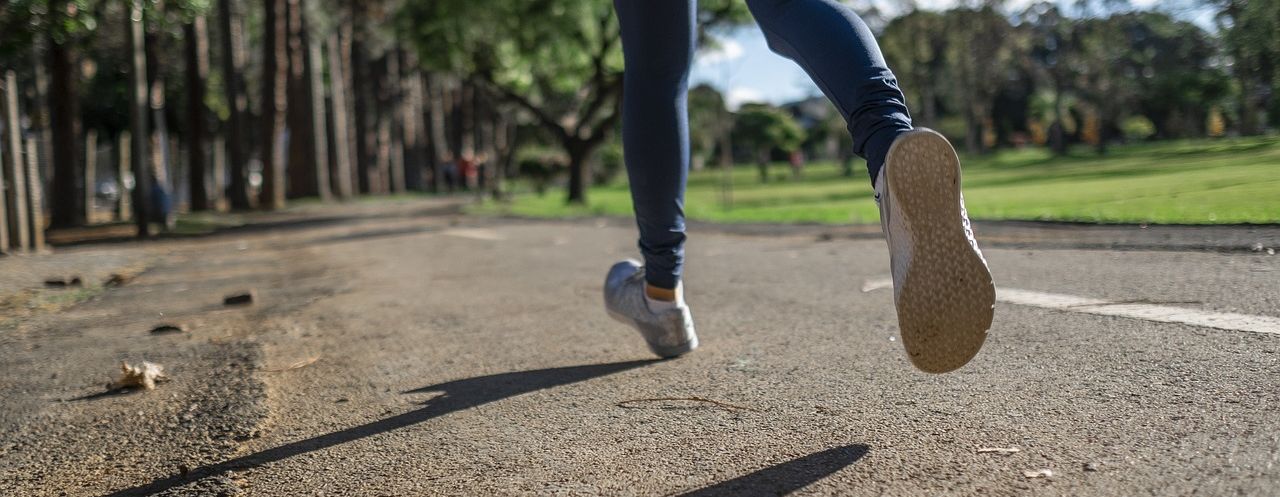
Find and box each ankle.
[644,283,678,302]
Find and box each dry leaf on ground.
[110,361,169,390]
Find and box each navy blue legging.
[615,0,913,290]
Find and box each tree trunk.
[1095,107,1108,155]
[1050,82,1066,155]
[259,0,289,209]
[308,28,332,201]
[184,17,211,211]
[964,104,982,155]
[326,33,354,199]
[1238,76,1259,136]
[117,132,131,220]
[47,2,84,228]
[351,20,374,194]
[126,0,152,236]
[756,150,769,183]
[920,84,937,129]
[2,71,24,251]
[401,64,425,191]
[285,0,318,199]
[218,0,251,210]
[490,112,512,200]
[565,140,594,204]
[84,129,97,222]
[387,50,406,194]
[212,135,226,210]
[145,25,172,213]
[426,73,450,193]
[24,137,46,251]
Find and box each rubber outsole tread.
[885,130,995,373]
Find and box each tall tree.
[1022,2,1074,154]
[945,6,1015,154]
[326,32,355,198]
[218,0,251,209]
[47,0,85,228]
[285,0,320,199]
[687,84,728,171]
[881,10,949,129]
[184,14,211,211]
[731,103,806,183]
[127,0,152,235]
[401,0,749,204]
[259,0,288,209]
[1216,0,1280,134]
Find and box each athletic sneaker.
[876,128,995,373]
[604,260,699,358]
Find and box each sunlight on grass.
[475,137,1280,225]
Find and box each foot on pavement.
[603,260,698,359]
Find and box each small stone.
[1023,469,1053,479]
[44,276,83,288]
[1084,462,1101,472]
[150,324,186,335]
[104,273,135,287]
[223,291,256,306]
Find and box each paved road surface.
[2,199,1277,496]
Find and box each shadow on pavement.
[103,359,657,496]
[676,444,870,497]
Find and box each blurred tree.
[687,84,729,171]
[401,0,750,204]
[1021,2,1074,154]
[731,103,806,183]
[183,11,212,211]
[217,0,251,209]
[45,0,92,227]
[944,5,1016,154]
[1215,0,1279,133]
[880,9,948,129]
[259,0,288,209]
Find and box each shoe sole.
[885,129,995,373]
[606,309,699,359]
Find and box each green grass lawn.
[477,137,1280,225]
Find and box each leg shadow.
[676,445,870,497]
[103,359,657,496]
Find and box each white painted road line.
[862,277,1280,335]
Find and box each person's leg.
[613,0,696,293]
[745,0,912,183]
[747,0,993,373]
[605,0,699,359]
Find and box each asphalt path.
[2,199,1277,496]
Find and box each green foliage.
[732,103,806,159]
[594,142,624,186]
[688,83,729,166]
[1120,116,1155,141]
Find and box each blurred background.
[0,0,1276,251]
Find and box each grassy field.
[476,137,1280,225]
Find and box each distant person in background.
[604,0,995,373]
[150,178,176,232]
[788,149,805,179]
[442,158,459,193]
[457,155,477,191]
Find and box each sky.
[688,0,1212,110]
